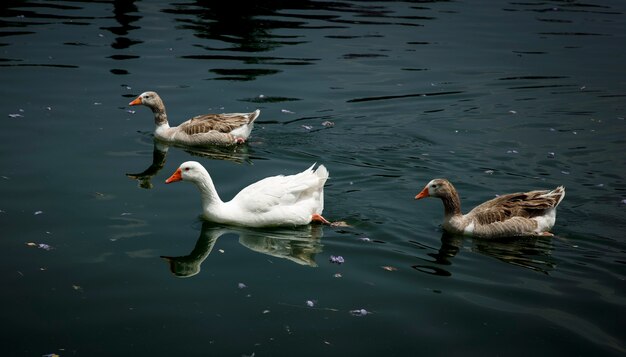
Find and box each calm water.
[1,1,625,356]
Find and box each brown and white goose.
[415,179,565,238]
[129,91,259,146]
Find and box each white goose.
[415,179,565,238]
[165,161,331,227]
[129,91,259,146]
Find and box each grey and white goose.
[129,91,259,146]
[415,179,565,238]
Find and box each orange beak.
[128,96,142,106]
[165,168,183,184]
[414,187,429,200]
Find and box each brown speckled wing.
[469,190,560,225]
[179,114,250,135]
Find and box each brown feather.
[470,189,563,225]
[180,114,252,136]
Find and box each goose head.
[128,91,163,109]
[415,178,453,200]
[165,161,206,184]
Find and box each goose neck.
[441,191,462,217]
[194,174,224,211]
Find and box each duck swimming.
[415,179,565,238]
[129,91,259,146]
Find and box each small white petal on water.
[349,308,370,317]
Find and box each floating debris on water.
[358,237,372,242]
[333,273,342,278]
[330,221,350,227]
[547,152,556,159]
[262,309,271,314]
[238,283,247,289]
[306,300,315,307]
[8,113,23,118]
[381,266,398,271]
[34,210,43,215]
[329,255,344,264]
[484,170,494,175]
[281,109,295,114]
[349,308,370,317]
[321,121,335,127]
[620,199,626,205]
[302,125,313,130]
[561,170,570,175]
[26,242,54,251]
[509,110,517,114]
[218,249,225,253]
[72,284,84,292]
[506,149,518,154]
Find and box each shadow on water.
[161,221,324,277]
[411,232,556,276]
[103,0,141,75]
[166,0,443,81]
[126,139,254,189]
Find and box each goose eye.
[184,167,190,171]
[431,184,437,188]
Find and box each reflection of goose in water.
[126,139,251,189]
[412,232,556,276]
[161,222,323,278]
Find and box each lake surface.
[1,0,625,356]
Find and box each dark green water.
[1,1,625,356]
